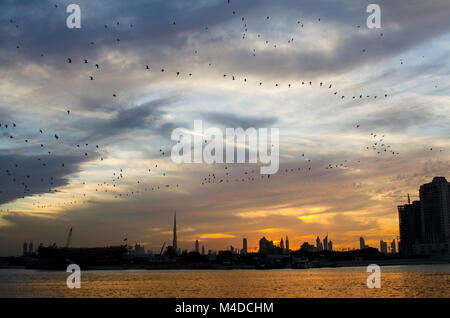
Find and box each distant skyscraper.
[300,242,316,252]
[258,237,282,254]
[390,239,396,254]
[360,237,366,249]
[419,177,450,244]
[134,243,145,256]
[201,245,205,255]
[28,241,33,255]
[195,240,199,253]
[323,235,328,251]
[22,241,28,256]
[172,211,177,255]
[380,240,388,254]
[243,238,248,254]
[316,236,322,251]
[280,238,284,249]
[285,236,289,251]
[328,240,333,251]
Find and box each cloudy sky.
[0,0,449,256]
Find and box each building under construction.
[37,245,128,269]
[36,228,128,269]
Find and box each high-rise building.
[28,241,33,255]
[242,238,248,254]
[259,237,283,254]
[419,177,450,244]
[398,177,450,255]
[201,245,205,255]
[328,240,333,251]
[390,239,396,254]
[172,211,178,255]
[398,200,422,255]
[300,242,316,252]
[195,240,199,253]
[280,238,284,250]
[323,235,328,251]
[316,236,323,251]
[134,243,145,256]
[22,241,28,256]
[259,237,272,251]
[360,237,366,249]
[285,236,289,251]
[380,240,388,254]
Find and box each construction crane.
[160,242,166,255]
[383,193,418,204]
[66,228,72,248]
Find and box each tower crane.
[383,193,418,204]
[66,228,72,248]
[160,242,166,255]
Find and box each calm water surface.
[0,264,449,297]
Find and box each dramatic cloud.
[0,0,449,256]
[203,111,278,129]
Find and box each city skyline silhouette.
[0,0,449,258]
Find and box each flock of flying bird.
[0,1,444,212]
[198,131,397,188]
[0,114,176,210]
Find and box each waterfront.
[0,264,449,298]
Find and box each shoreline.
[1,258,449,271]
